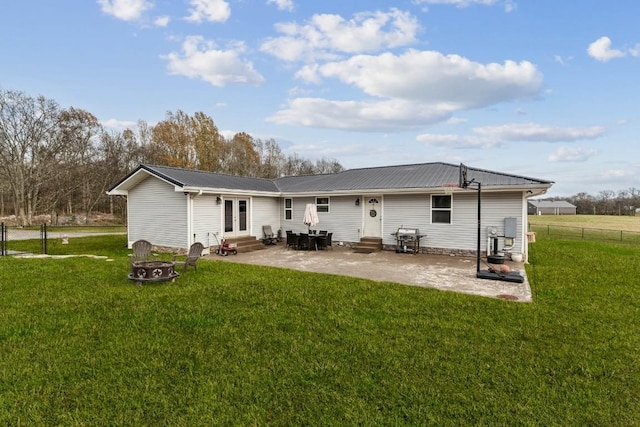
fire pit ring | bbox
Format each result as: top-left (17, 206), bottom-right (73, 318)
top-left (129, 260), bottom-right (179, 285)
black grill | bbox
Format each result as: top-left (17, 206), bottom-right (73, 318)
top-left (391, 227), bottom-right (425, 254)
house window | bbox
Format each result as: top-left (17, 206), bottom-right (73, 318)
top-left (432, 195), bottom-right (452, 224)
top-left (284, 198), bottom-right (293, 220)
top-left (316, 197), bottom-right (329, 213)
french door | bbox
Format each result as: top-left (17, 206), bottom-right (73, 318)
top-left (224, 198), bottom-right (249, 237)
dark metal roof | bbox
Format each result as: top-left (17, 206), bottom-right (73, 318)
top-left (274, 162), bottom-right (553, 192)
top-left (109, 162), bottom-right (553, 194)
top-left (110, 164), bottom-right (280, 193)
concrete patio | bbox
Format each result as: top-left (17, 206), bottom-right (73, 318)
top-left (207, 244), bottom-right (532, 302)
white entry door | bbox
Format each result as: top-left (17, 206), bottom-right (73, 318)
top-left (362, 196), bottom-right (382, 238)
top-left (224, 198), bottom-right (250, 238)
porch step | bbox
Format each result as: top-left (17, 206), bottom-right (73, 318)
top-left (353, 237), bottom-right (383, 254)
top-left (216, 235), bottom-right (267, 253)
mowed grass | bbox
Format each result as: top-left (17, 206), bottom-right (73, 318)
top-left (0, 234), bottom-right (638, 425)
top-left (529, 213), bottom-right (640, 232)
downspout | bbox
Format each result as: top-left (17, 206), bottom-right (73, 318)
top-left (186, 190), bottom-right (203, 248)
top-left (185, 191), bottom-right (193, 248)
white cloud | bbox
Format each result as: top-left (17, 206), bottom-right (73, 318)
top-left (416, 133), bottom-right (492, 148)
top-left (260, 8), bottom-right (419, 62)
top-left (472, 122), bottom-right (606, 142)
top-left (588, 36), bottom-right (626, 62)
top-left (271, 50), bottom-right (543, 131)
top-left (548, 147), bottom-right (598, 162)
top-left (446, 116), bottom-right (468, 125)
top-left (601, 169), bottom-right (629, 179)
top-left (267, 98), bottom-right (452, 131)
top-left (267, 0), bottom-right (293, 12)
top-left (412, 0), bottom-right (499, 8)
top-left (299, 50), bottom-right (543, 109)
top-left (185, 0), bottom-right (230, 23)
top-left (163, 36), bottom-right (264, 86)
top-left (101, 118), bottom-right (138, 130)
top-left (97, 0), bottom-right (152, 21)
top-left (503, 1), bottom-right (516, 12)
top-left (417, 122), bottom-right (606, 149)
top-left (154, 15), bottom-right (170, 27)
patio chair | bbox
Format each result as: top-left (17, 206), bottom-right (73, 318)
top-left (262, 225), bottom-right (278, 245)
top-left (297, 233), bottom-right (311, 250)
top-left (326, 232), bottom-right (333, 250)
top-left (316, 234), bottom-right (328, 250)
top-left (129, 239), bottom-right (157, 263)
top-left (172, 242), bottom-right (205, 273)
top-left (286, 230), bottom-right (298, 250)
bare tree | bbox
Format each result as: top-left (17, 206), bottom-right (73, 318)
top-left (314, 157), bottom-right (344, 174)
top-left (0, 89), bottom-right (62, 225)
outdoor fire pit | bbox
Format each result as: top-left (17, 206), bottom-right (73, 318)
top-left (128, 260), bottom-right (179, 285)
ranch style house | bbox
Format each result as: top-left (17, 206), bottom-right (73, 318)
top-left (107, 162), bottom-right (554, 261)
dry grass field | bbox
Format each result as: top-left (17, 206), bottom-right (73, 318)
top-left (528, 214), bottom-right (640, 232)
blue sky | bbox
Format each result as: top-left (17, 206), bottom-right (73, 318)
top-left (2, 0), bottom-right (639, 197)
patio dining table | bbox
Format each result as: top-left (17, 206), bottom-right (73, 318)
top-left (296, 232), bottom-right (327, 251)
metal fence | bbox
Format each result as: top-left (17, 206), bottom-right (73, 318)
top-left (1, 222), bottom-right (7, 256)
top-left (0, 223), bottom-right (58, 256)
top-left (529, 224), bottom-right (640, 244)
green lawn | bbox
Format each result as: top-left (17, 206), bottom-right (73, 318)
top-left (0, 234), bottom-right (638, 425)
top-left (529, 214), bottom-right (640, 232)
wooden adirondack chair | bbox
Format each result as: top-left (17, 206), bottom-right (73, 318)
top-left (172, 242), bottom-right (205, 272)
top-left (129, 239), bottom-right (157, 263)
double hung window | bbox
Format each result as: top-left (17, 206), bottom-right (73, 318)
top-left (432, 195), bottom-right (452, 224)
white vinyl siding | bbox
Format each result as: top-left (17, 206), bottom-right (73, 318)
top-left (382, 192), bottom-right (525, 252)
top-left (128, 177), bottom-right (188, 248)
top-left (481, 192), bottom-right (525, 253)
top-left (383, 194), bottom-right (428, 247)
top-left (252, 196), bottom-right (281, 239)
top-left (192, 194), bottom-right (221, 250)
top-left (282, 196), bottom-right (360, 243)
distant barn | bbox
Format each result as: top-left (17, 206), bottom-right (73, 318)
top-left (528, 200), bottom-right (577, 215)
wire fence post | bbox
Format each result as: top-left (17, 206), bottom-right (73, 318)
top-left (1, 222), bottom-right (6, 256)
top-left (41, 224), bottom-right (48, 255)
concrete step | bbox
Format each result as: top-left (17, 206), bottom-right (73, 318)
top-left (353, 237), bottom-right (382, 253)
top-left (215, 236), bottom-right (268, 253)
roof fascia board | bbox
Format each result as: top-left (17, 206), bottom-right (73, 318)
top-left (107, 167), bottom-right (183, 196)
top-left (181, 186), bottom-right (282, 197)
top-left (279, 184), bottom-right (552, 197)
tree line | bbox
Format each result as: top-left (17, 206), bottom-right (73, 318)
top-left (0, 88), bottom-right (343, 226)
top-left (3, 88), bottom-right (637, 227)
top-left (548, 189), bottom-right (640, 216)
